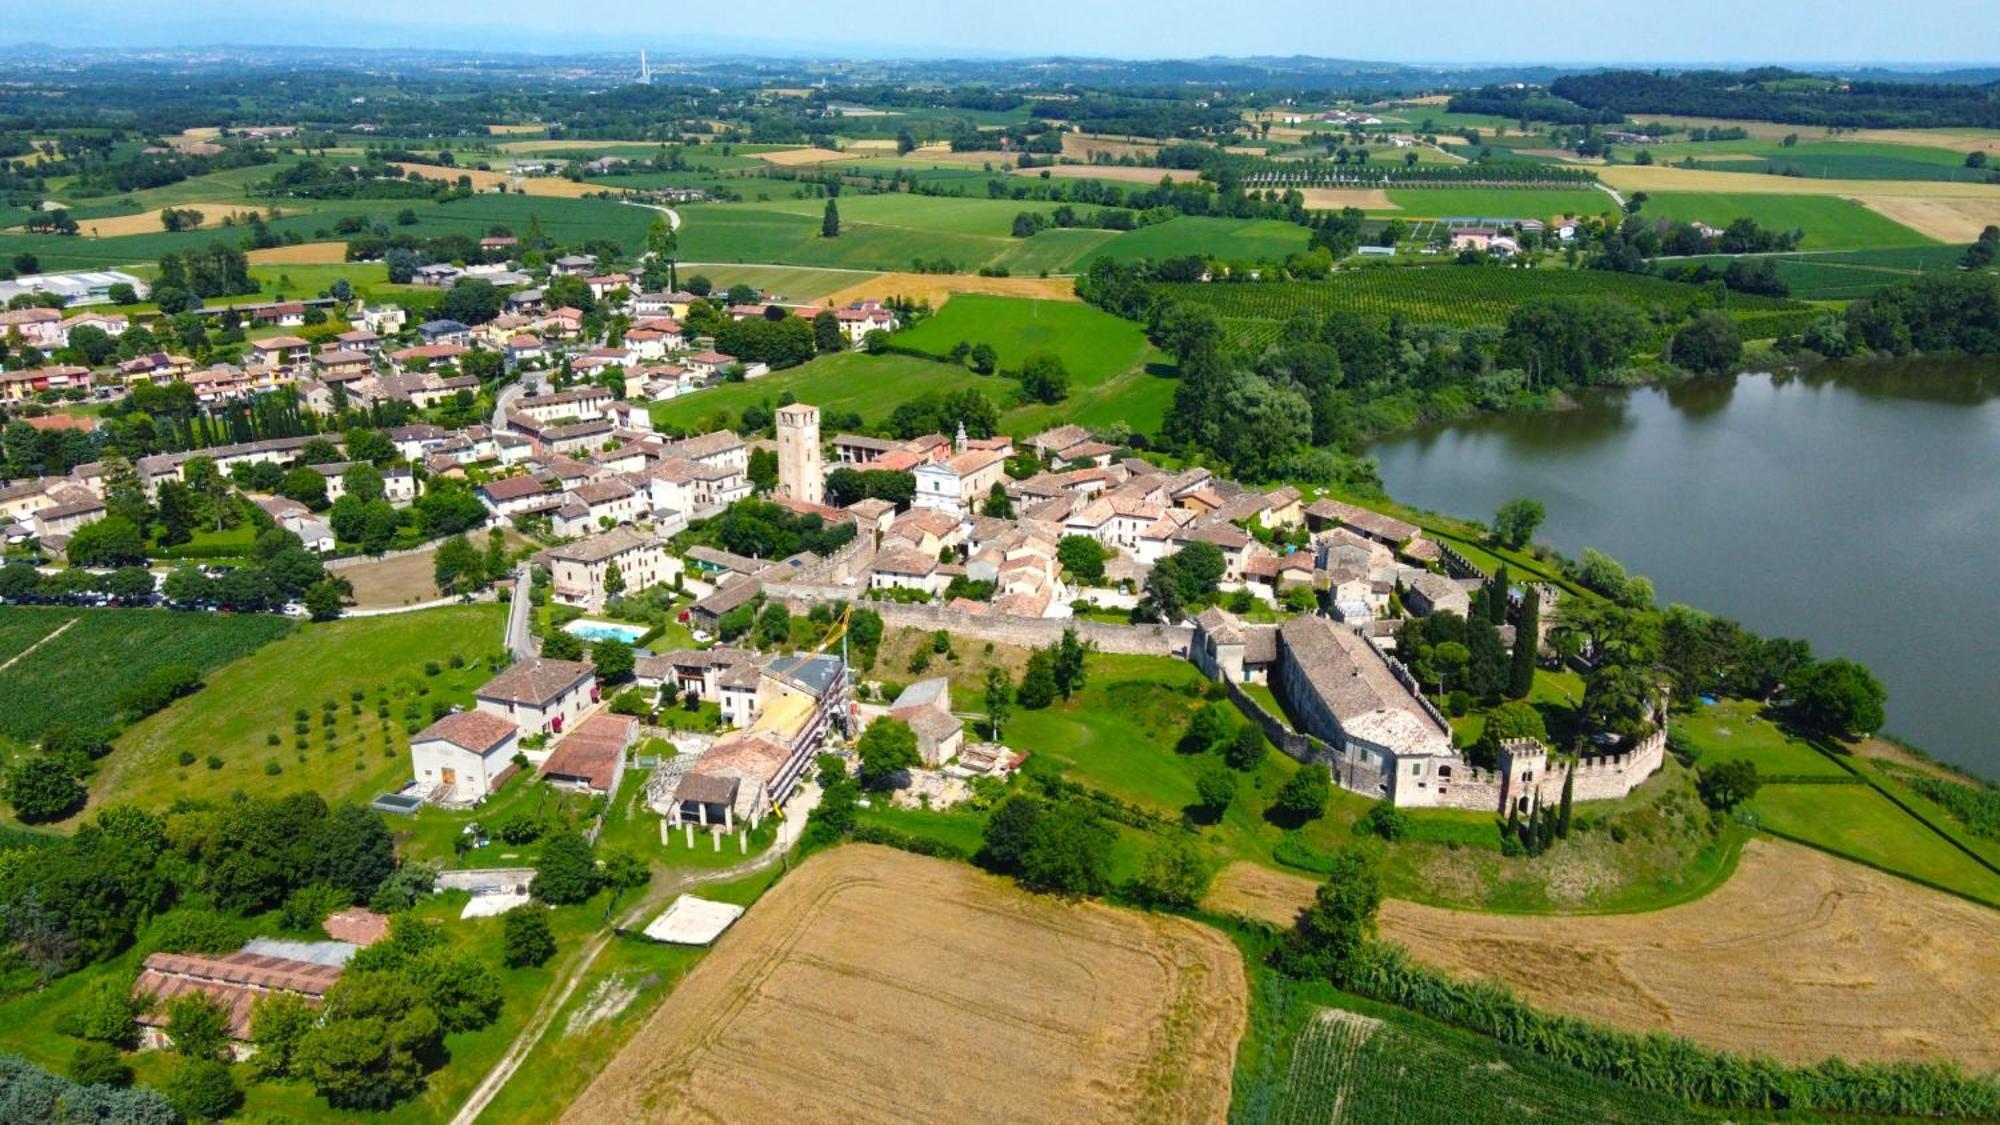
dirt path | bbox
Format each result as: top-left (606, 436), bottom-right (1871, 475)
top-left (0, 616), bottom-right (77, 674)
top-left (453, 788), bottom-right (815, 1124)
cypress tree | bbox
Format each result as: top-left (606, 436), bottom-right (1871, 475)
top-left (1508, 587), bottom-right (1539, 699)
top-left (1488, 564), bottom-right (1510, 625)
top-left (822, 198), bottom-right (841, 238)
top-left (1558, 765), bottom-right (1575, 839)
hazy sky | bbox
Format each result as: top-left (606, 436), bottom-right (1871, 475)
top-left (10, 0), bottom-right (2000, 64)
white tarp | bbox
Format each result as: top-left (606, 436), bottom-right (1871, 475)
top-left (642, 894), bottom-right (745, 945)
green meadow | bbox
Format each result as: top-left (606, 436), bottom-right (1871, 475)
top-left (1638, 192), bottom-right (1934, 250)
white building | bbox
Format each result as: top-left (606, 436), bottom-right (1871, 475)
top-left (409, 710), bottom-right (521, 804)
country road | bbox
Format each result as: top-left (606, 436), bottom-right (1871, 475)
top-left (449, 784), bottom-right (818, 1124)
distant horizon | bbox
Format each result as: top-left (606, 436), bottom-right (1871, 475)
top-left (3, 40), bottom-right (1998, 75)
top-left (1, 0), bottom-right (1996, 67)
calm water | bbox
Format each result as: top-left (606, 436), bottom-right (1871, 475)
top-left (1369, 360), bottom-right (2000, 779)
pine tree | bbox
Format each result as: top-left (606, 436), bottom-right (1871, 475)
top-left (1488, 564), bottom-right (1510, 625)
top-left (1508, 587), bottom-right (1539, 700)
top-left (1558, 765), bottom-right (1575, 839)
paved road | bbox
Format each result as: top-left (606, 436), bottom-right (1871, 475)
top-left (449, 783), bottom-right (817, 1124)
top-left (620, 201), bottom-right (681, 230)
top-left (491, 379), bottom-right (529, 431)
top-left (504, 561), bottom-right (536, 659)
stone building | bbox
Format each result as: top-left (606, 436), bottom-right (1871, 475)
top-left (775, 402), bottom-right (824, 506)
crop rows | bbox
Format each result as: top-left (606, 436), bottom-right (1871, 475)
top-left (1159, 268), bottom-right (1801, 333)
top-left (0, 609), bottom-right (292, 742)
top-left (1277, 1006), bottom-right (1696, 1124)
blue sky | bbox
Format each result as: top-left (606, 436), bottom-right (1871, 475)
top-left (8, 0), bottom-right (1999, 63)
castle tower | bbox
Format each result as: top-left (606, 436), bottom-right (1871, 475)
top-left (775, 403), bottom-right (823, 506)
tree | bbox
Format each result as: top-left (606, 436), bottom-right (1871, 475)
top-left (531, 831), bottom-right (599, 904)
top-left (811, 310), bottom-right (843, 352)
top-left (295, 971), bottom-right (440, 1110)
top-left (1180, 702), bottom-right (1233, 754)
top-left (980, 481), bottom-right (1013, 518)
top-left (540, 628), bottom-right (584, 661)
top-left (6, 756), bottom-right (84, 822)
top-left (821, 198), bottom-right (841, 238)
top-left (855, 718), bottom-right (920, 789)
top-left (1017, 350), bottom-right (1070, 404)
top-left (305, 579), bottom-right (344, 622)
top-left (1492, 497), bottom-right (1545, 549)
top-left (1194, 762), bottom-right (1237, 820)
top-left (1021, 802), bottom-right (1115, 897)
top-left (406, 948), bottom-right (503, 1032)
top-left (1282, 845), bottom-right (1381, 981)
top-left (1057, 535), bottom-right (1107, 585)
top-left (1052, 628), bottom-right (1088, 700)
top-left (1271, 764), bottom-right (1331, 824)
top-left (1131, 835), bottom-right (1213, 909)
top-left (1788, 658), bottom-right (1886, 737)
top-left (1226, 723), bottom-right (1268, 771)
top-left (67, 1041), bottom-right (131, 1088)
top-left (1016, 648), bottom-right (1057, 710)
top-left (439, 278), bottom-right (503, 325)
top-left (747, 446), bottom-right (779, 495)
top-left (165, 1058), bottom-right (240, 1122)
top-left (1697, 759), bottom-right (1761, 811)
top-left (1509, 588), bottom-right (1540, 699)
top-left (502, 909), bottom-right (556, 968)
top-left (1671, 310), bottom-right (1743, 375)
top-left (977, 794), bottom-right (1042, 875)
top-left (248, 992), bottom-right (316, 1080)
top-left (754, 602), bottom-right (791, 649)
top-left (165, 993), bottom-right (230, 1061)
top-left (592, 638), bottom-right (635, 684)
top-left (434, 534), bottom-right (484, 596)
top-left (967, 342), bottom-right (998, 374)
top-left (308, 803), bottom-right (397, 905)
top-left (65, 977), bottom-right (142, 1046)
top-left (66, 516), bottom-right (148, 568)
top-left (280, 466), bottom-right (330, 511)
top-left (983, 667), bottom-right (1012, 740)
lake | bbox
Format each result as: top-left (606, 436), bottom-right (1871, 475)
top-left (1368, 359), bottom-right (2000, 780)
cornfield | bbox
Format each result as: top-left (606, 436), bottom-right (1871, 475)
top-left (1276, 1004), bottom-right (1701, 1124)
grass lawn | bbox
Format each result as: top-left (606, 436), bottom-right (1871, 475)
top-left (0, 607), bottom-right (294, 747)
top-left (90, 605), bottom-right (504, 819)
top-left (675, 202), bottom-right (1017, 272)
top-left (895, 294), bottom-right (1153, 382)
top-left (1673, 700), bottom-right (1850, 778)
top-left (650, 352), bottom-right (981, 433)
top-left (397, 770), bottom-right (604, 869)
top-left (1751, 783), bottom-right (2000, 907)
top-left (1638, 191), bottom-right (1935, 250)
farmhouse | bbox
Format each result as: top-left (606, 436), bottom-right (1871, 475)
top-left (545, 526), bottom-right (680, 612)
top-left (540, 712), bottom-right (636, 795)
top-left (408, 709), bottom-right (522, 805)
top-left (133, 951), bottom-right (341, 1053)
top-left (475, 657), bottom-right (598, 735)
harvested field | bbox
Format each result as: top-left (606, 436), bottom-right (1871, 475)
top-left (1298, 188), bottom-right (1397, 211)
top-left (1014, 164), bottom-right (1203, 185)
top-left (246, 240), bottom-right (350, 264)
top-left (67, 203), bottom-right (260, 238)
top-left (565, 845), bottom-right (1246, 1125)
top-left (1065, 134), bottom-right (1162, 162)
top-left (822, 270), bottom-right (1080, 307)
top-left (1598, 164), bottom-right (2000, 199)
top-left (486, 123), bottom-right (547, 135)
top-left (1853, 194), bottom-right (2000, 243)
top-left (334, 529), bottom-right (529, 609)
top-left (755, 147), bottom-right (849, 166)
top-left (1208, 839), bottom-right (2000, 1070)
top-left (389, 163), bottom-right (602, 198)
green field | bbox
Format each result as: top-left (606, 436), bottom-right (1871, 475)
top-left (1156, 267), bottom-right (1803, 337)
top-left (653, 296), bottom-right (1174, 437)
top-left (1751, 783), bottom-right (2000, 906)
top-left (1383, 188), bottom-right (1615, 220)
top-left (0, 607), bottom-right (294, 746)
top-left (758, 194), bottom-right (1094, 238)
top-left (678, 263), bottom-right (877, 302)
top-left (1672, 701), bottom-right (1851, 777)
top-left (1086, 216), bottom-right (1312, 267)
top-left (1643, 138), bottom-right (1989, 183)
top-left (1638, 192), bottom-right (1934, 251)
top-left (90, 605), bottom-right (504, 817)
top-left (1272, 1004), bottom-right (1695, 1123)
top-left (676, 202), bottom-right (1013, 272)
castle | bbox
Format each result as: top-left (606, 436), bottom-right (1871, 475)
top-left (1193, 608), bottom-right (1665, 812)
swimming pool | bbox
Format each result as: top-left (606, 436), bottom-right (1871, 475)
top-left (564, 619), bottom-right (648, 644)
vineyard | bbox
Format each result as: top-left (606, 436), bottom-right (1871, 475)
top-left (1239, 162), bottom-right (1599, 188)
top-left (0, 608), bottom-right (293, 743)
top-left (1157, 267), bottom-right (1807, 337)
top-left (1275, 1005), bottom-right (1699, 1124)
